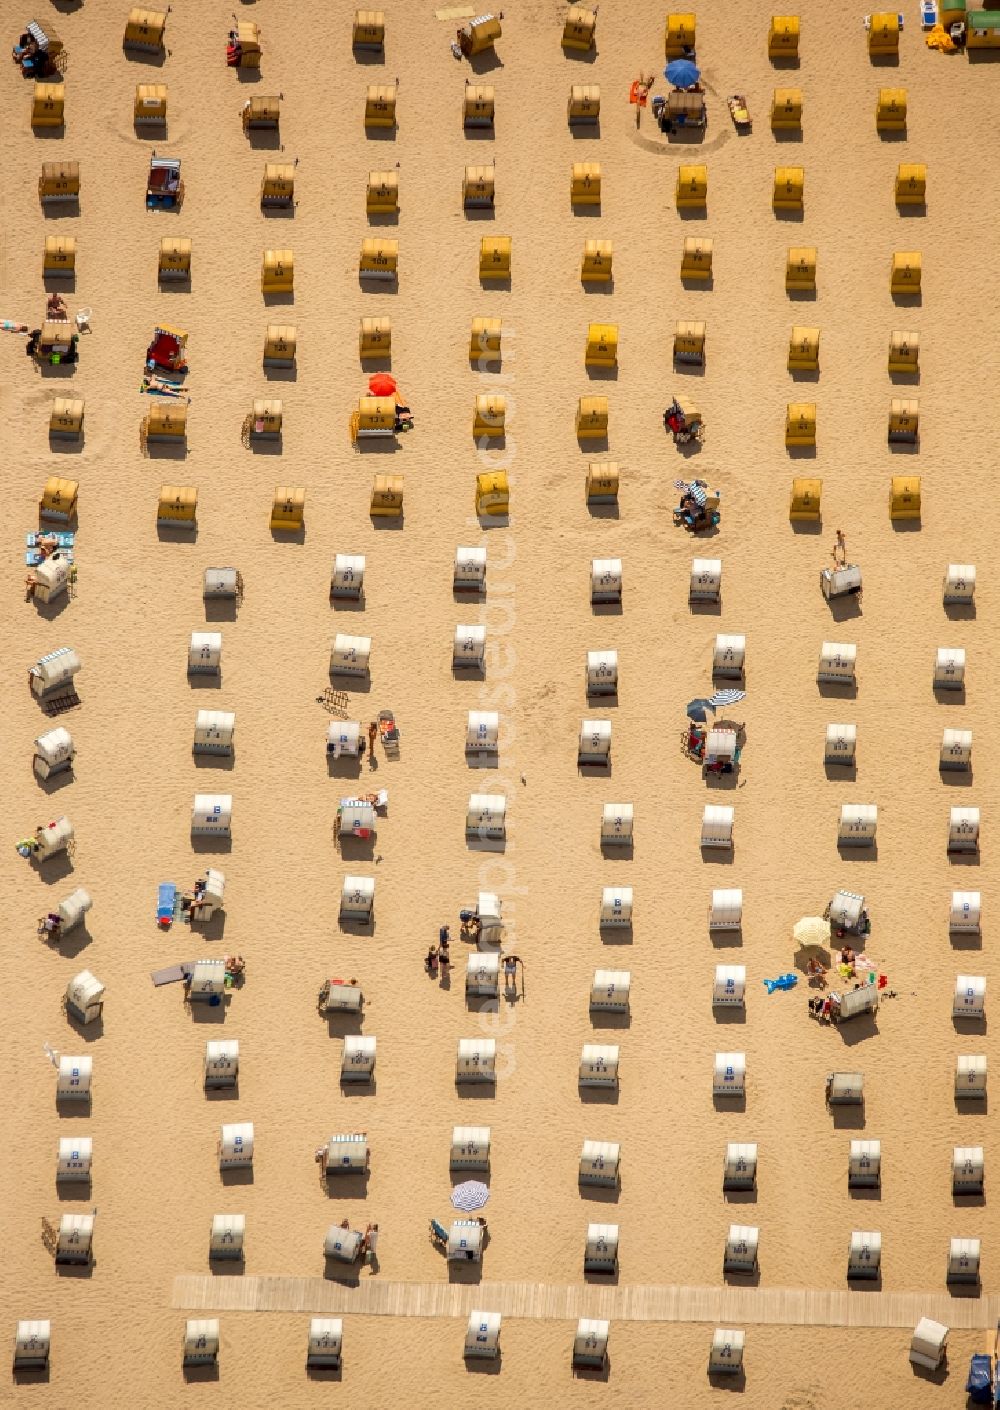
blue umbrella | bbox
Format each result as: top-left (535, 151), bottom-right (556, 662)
top-left (665, 59), bottom-right (700, 88)
top-left (686, 697), bottom-right (716, 722)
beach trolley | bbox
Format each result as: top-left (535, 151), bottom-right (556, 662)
top-left (943, 564), bottom-right (975, 606)
top-left (454, 626), bottom-right (486, 670)
top-left (40, 476), bottom-right (79, 524)
top-left (690, 558), bottom-right (722, 604)
top-left (896, 162), bottom-right (926, 208)
top-left (43, 237), bottom-right (76, 279)
top-left (260, 163), bottom-right (294, 209)
top-left (209, 1215), bottom-right (244, 1262)
top-left (817, 641), bottom-right (856, 686)
top-left (713, 966), bottom-right (746, 1010)
top-left (953, 1146), bottom-right (985, 1194)
top-left (359, 316), bottom-right (391, 361)
top-left (788, 326), bottom-right (819, 373)
top-left (189, 633), bottom-right (222, 677)
top-left (364, 84), bottom-right (396, 130)
top-left (465, 952), bottom-right (499, 998)
top-left (581, 239), bottom-right (613, 283)
top-left (949, 1238), bottom-right (981, 1286)
top-left (183, 1320), bottom-right (219, 1369)
top-left (306, 1319), bottom-right (343, 1370)
top-left (571, 162), bottom-right (601, 208)
top-left (888, 329), bottom-right (919, 374)
top-left (327, 721), bottom-right (361, 760)
top-left (676, 164), bottom-right (708, 211)
top-left (827, 1071), bottom-right (863, 1105)
top-left (324, 1224), bottom-right (363, 1264)
top-left (55, 888), bottom-right (91, 936)
top-left (584, 1223), bottom-right (619, 1274)
top-left (317, 978), bottom-right (364, 1014)
top-left (57, 1054), bottom-right (92, 1101)
top-left (577, 397), bottom-right (609, 440)
top-left (480, 236), bottom-right (511, 281)
top-left (579, 1141), bottom-right (620, 1188)
top-left (674, 321), bottom-right (706, 367)
top-left (31, 83), bottom-right (65, 131)
top-left (868, 11), bottom-right (901, 54)
top-left (35, 816), bottom-right (74, 864)
top-left (475, 472), bottom-right (509, 518)
top-left (470, 316), bottom-right (502, 365)
top-left (785, 402), bottom-right (816, 447)
top-left (39, 160), bottom-right (79, 206)
top-left (573, 1319), bottom-right (609, 1371)
top-left (464, 84), bottom-right (495, 129)
top-left (949, 808), bottom-right (980, 855)
top-left (158, 238), bottom-right (190, 281)
top-left (789, 477), bottom-right (822, 522)
top-left (55, 1214), bottom-right (93, 1267)
top-left (935, 647), bottom-right (965, 691)
top-left (579, 719), bottom-right (611, 766)
top-left (261, 249), bottom-right (293, 295)
top-left (681, 237), bottom-right (713, 282)
top-left (586, 324), bottom-right (618, 370)
top-left (463, 165), bottom-right (494, 210)
top-left (723, 1225), bottom-right (758, 1275)
top-left (601, 886), bottom-right (633, 930)
top-left (956, 1056), bottom-right (987, 1100)
top-left (56, 1136), bottom-right (92, 1184)
top-left (591, 558), bottom-right (622, 605)
top-left (353, 9), bottom-right (385, 50)
top-left (455, 545), bottom-right (487, 592)
top-left (13, 1322), bottom-right (50, 1371)
top-left (63, 977), bottom-right (101, 1032)
top-left (888, 398), bottom-right (919, 444)
top-left (367, 170), bottom-right (399, 215)
top-left (134, 84), bottom-right (167, 127)
top-left (601, 802), bottom-right (633, 848)
top-left (954, 974), bottom-right (986, 1018)
top-left (768, 14), bottom-right (800, 56)
top-left (270, 486), bottom-right (304, 534)
top-left (590, 970), bottom-right (630, 1015)
top-left (467, 793), bottom-right (506, 841)
top-left (464, 1311), bottom-right (501, 1360)
top-left (219, 1123), bottom-right (253, 1171)
top-left (205, 1040), bottom-right (239, 1089)
top-left (848, 1139), bottom-right (881, 1189)
top-left (563, 5), bottom-right (597, 49)
top-left (331, 554), bottom-right (365, 602)
top-left (30, 647), bottom-right (81, 705)
top-left (142, 402), bottom-right (187, 448)
top-left (473, 394), bottom-right (506, 439)
top-left (771, 88), bottom-right (803, 131)
top-left (568, 85), bottom-right (601, 124)
top-left (714, 1052), bottom-right (746, 1098)
top-left (774, 166), bottom-right (804, 212)
top-left (451, 1126), bottom-right (491, 1170)
top-left (580, 1043), bottom-right (619, 1088)
top-left (839, 804), bottom-right (877, 848)
top-left (371, 474), bottom-right (404, 518)
top-left (847, 1230), bottom-right (881, 1281)
top-left (448, 1221), bottom-right (485, 1263)
top-left (713, 634), bottom-right (745, 680)
top-left (458, 13), bottom-right (502, 56)
top-left (891, 251), bottom-right (921, 297)
top-left (876, 87), bottom-right (907, 131)
top-left (910, 1318), bottom-right (948, 1371)
top-left (188, 959), bottom-right (226, 1002)
top-left (824, 724), bottom-right (857, 766)
top-left (723, 1142), bottom-right (757, 1192)
top-left (941, 729), bottom-right (973, 773)
top-left (324, 1133), bottom-right (369, 1177)
top-left (242, 95), bottom-right (281, 133)
top-left (456, 1038), bottom-right (496, 1084)
top-left (665, 12), bottom-right (696, 55)
top-left (709, 888), bottom-right (742, 931)
top-left (124, 8), bottom-right (167, 53)
top-left (786, 245), bottom-right (816, 292)
top-left (191, 794), bottom-right (231, 839)
top-left (702, 805), bottom-right (734, 851)
top-left (263, 325), bottom-right (296, 368)
top-left (466, 711), bottom-right (498, 755)
top-left (340, 877), bottom-right (375, 924)
top-left (709, 1329), bottom-right (744, 1376)
top-left (330, 633), bottom-right (371, 680)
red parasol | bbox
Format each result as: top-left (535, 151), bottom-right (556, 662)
top-left (368, 373), bottom-right (397, 397)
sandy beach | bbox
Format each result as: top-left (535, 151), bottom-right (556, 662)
top-left (4, 1), bottom-right (1000, 1405)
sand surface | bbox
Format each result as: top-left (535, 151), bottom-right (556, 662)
top-left (3, 1), bottom-right (1000, 1405)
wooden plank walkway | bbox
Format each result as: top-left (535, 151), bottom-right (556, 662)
top-left (172, 1275), bottom-right (1000, 1330)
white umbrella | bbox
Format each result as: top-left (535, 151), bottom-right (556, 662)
top-left (451, 1180), bottom-right (489, 1212)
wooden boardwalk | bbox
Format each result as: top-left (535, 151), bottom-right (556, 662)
top-left (172, 1275), bottom-right (1000, 1330)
